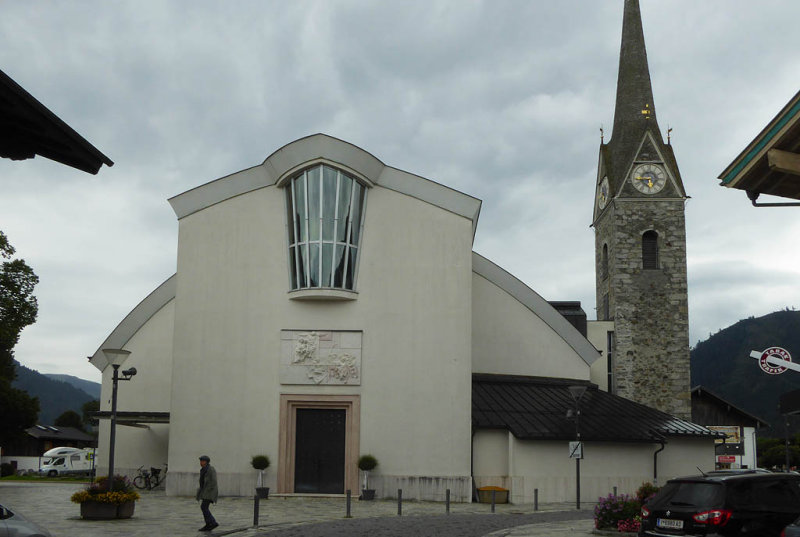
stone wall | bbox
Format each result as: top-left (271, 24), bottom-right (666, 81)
top-left (595, 199), bottom-right (691, 420)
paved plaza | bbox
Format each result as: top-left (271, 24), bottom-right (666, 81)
top-left (0, 481), bottom-right (598, 536)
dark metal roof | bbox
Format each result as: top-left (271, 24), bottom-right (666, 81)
top-left (0, 68), bottom-right (113, 174)
top-left (25, 425), bottom-right (95, 442)
top-left (473, 374), bottom-right (721, 443)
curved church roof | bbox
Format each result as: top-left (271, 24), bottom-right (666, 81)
top-left (472, 253), bottom-right (599, 367)
top-left (89, 275), bottom-right (176, 371)
top-left (168, 133), bottom-right (482, 238)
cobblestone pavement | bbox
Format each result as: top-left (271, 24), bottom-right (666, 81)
top-left (0, 481), bottom-right (597, 537)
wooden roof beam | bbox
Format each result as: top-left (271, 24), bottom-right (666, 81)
top-left (768, 148), bottom-right (800, 176)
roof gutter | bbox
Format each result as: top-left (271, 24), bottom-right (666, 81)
top-left (747, 190), bottom-right (800, 207)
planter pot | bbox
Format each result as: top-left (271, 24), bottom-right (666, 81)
top-left (116, 500), bottom-right (136, 519)
top-left (360, 489), bottom-right (376, 501)
top-left (256, 487), bottom-right (270, 499)
top-left (477, 488), bottom-right (508, 504)
top-left (80, 500), bottom-right (136, 520)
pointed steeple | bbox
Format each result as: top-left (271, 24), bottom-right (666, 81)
top-left (599, 0), bottom-right (685, 200)
top-left (610, 0), bottom-right (660, 142)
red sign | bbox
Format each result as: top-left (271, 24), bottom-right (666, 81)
top-left (717, 455), bottom-right (736, 463)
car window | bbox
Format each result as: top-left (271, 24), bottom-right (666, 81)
top-left (731, 479), bottom-right (800, 512)
top-left (52, 458), bottom-right (64, 465)
top-left (651, 481), bottom-right (723, 508)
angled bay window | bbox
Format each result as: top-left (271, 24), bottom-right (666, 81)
top-left (286, 165), bottom-right (367, 291)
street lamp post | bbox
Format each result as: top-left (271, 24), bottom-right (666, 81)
top-left (568, 385), bottom-right (588, 510)
top-left (101, 348), bottom-right (136, 492)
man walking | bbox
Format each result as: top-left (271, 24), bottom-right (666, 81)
top-left (196, 455), bottom-right (219, 532)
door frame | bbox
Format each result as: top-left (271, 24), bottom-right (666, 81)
top-left (278, 394), bottom-right (360, 494)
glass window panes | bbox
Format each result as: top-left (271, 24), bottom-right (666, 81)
top-left (286, 165), bottom-right (367, 291)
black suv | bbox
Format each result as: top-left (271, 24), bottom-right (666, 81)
top-left (639, 472), bottom-right (800, 537)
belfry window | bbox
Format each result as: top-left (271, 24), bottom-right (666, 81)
top-left (285, 165), bottom-right (367, 290)
top-left (642, 230), bottom-right (659, 269)
top-left (601, 244), bottom-right (609, 280)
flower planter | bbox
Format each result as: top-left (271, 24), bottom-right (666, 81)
top-left (80, 500), bottom-right (136, 520)
top-left (360, 489), bottom-right (375, 501)
top-left (256, 487), bottom-right (270, 499)
top-left (116, 500), bottom-right (136, 519)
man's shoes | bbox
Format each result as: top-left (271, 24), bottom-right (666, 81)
top-left (206, 522), bottom-right (219, 531)
top-left (198, 526), bottom-right (209, 531)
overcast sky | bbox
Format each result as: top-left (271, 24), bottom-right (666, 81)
top-left (2, 1), bottom-right (800, 382)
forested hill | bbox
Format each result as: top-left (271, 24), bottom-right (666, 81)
top-left (690, 309), bottom-right (800, 436)
top-left (12, 362), bottom-right (97, 425)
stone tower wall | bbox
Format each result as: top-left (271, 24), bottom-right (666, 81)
top-left (601, 199), bottom-right (691, 420)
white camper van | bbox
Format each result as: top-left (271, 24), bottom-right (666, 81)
top-left (39, 447), bottom-right (95, 477)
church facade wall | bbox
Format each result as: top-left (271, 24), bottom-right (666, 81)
top-left (164, 176), bottom-right (474, 499)
top-left (96, 299), bottom-right (175, 477)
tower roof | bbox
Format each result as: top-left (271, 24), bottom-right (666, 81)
top-left (610, 0), bottom-right (659, 142)
top-left (600, 0), bottom-right (684, 199)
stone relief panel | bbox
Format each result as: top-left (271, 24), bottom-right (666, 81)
top-left (280, 330), bottom-right (362, 385)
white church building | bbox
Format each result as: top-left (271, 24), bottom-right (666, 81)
top-left (90, 133), bottom-right (718, 503)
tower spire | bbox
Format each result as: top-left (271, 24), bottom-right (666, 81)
top-left (610, 0), bottom-right (660, 143)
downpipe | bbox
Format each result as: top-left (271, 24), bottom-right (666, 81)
top-left (653, 441), bottom-right (666, 485)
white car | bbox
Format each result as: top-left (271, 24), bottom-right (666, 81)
top-left (0, 504), bottom-right (52, 537)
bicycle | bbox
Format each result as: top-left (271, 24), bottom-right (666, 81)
top-left (133, 464), bottom-right (167, 490)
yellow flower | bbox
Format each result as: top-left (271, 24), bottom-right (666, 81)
top-left (71, 490), bottom-right (139, 505)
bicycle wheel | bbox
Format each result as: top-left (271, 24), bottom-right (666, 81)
top-left (133, 475), bottom-right (147, 490)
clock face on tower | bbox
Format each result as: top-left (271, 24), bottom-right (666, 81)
top-left (630, 163), bottom-right (666, 194)
top-left (597, 176), bottom-right (610, 209)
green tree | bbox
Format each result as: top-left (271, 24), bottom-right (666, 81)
top-left (81, 399), bottom-right (100, 428)
top-left (54, 409), bottom-right (84, 430)
top-left (0, 231), bottom-right (40, 443)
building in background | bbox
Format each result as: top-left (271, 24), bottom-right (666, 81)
top-left (691, 386), bottom-right (768, 470)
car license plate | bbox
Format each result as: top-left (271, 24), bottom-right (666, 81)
top-left (657, 518), bottom-right (684, 529)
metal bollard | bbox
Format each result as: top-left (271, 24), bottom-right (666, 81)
top-left (534, 488), bottom-right (538, 511)
top-left (491, 489), bottom-right (496, 513)
top-left (253, 495), bottom-right (259, 527)
top-left (613, 486), bottom-right (617, 496)
top-left (446, 489), bottom-right (450, 514)
top-left (346, 489), bottom-right (352, 518)
top-left (398, 489), bottom-right (403, 516)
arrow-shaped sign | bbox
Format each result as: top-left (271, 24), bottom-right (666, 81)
top-left (749, 347), bottom-right (800, 375)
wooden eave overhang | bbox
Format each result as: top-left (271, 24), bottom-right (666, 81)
top-left (719, 90), bottom-right (800, 201)
top-left (0, 69), bottom-right (113, 174)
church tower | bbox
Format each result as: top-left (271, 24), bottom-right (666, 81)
top-left (592, 0), bottom-right (691, 420)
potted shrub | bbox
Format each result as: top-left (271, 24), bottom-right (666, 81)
top-left (251, 455), bottom-right (270, 499)
top-left (71, 475), bottom-right (140, 519)
top-left (357, 454), bottom-right (378, 500)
